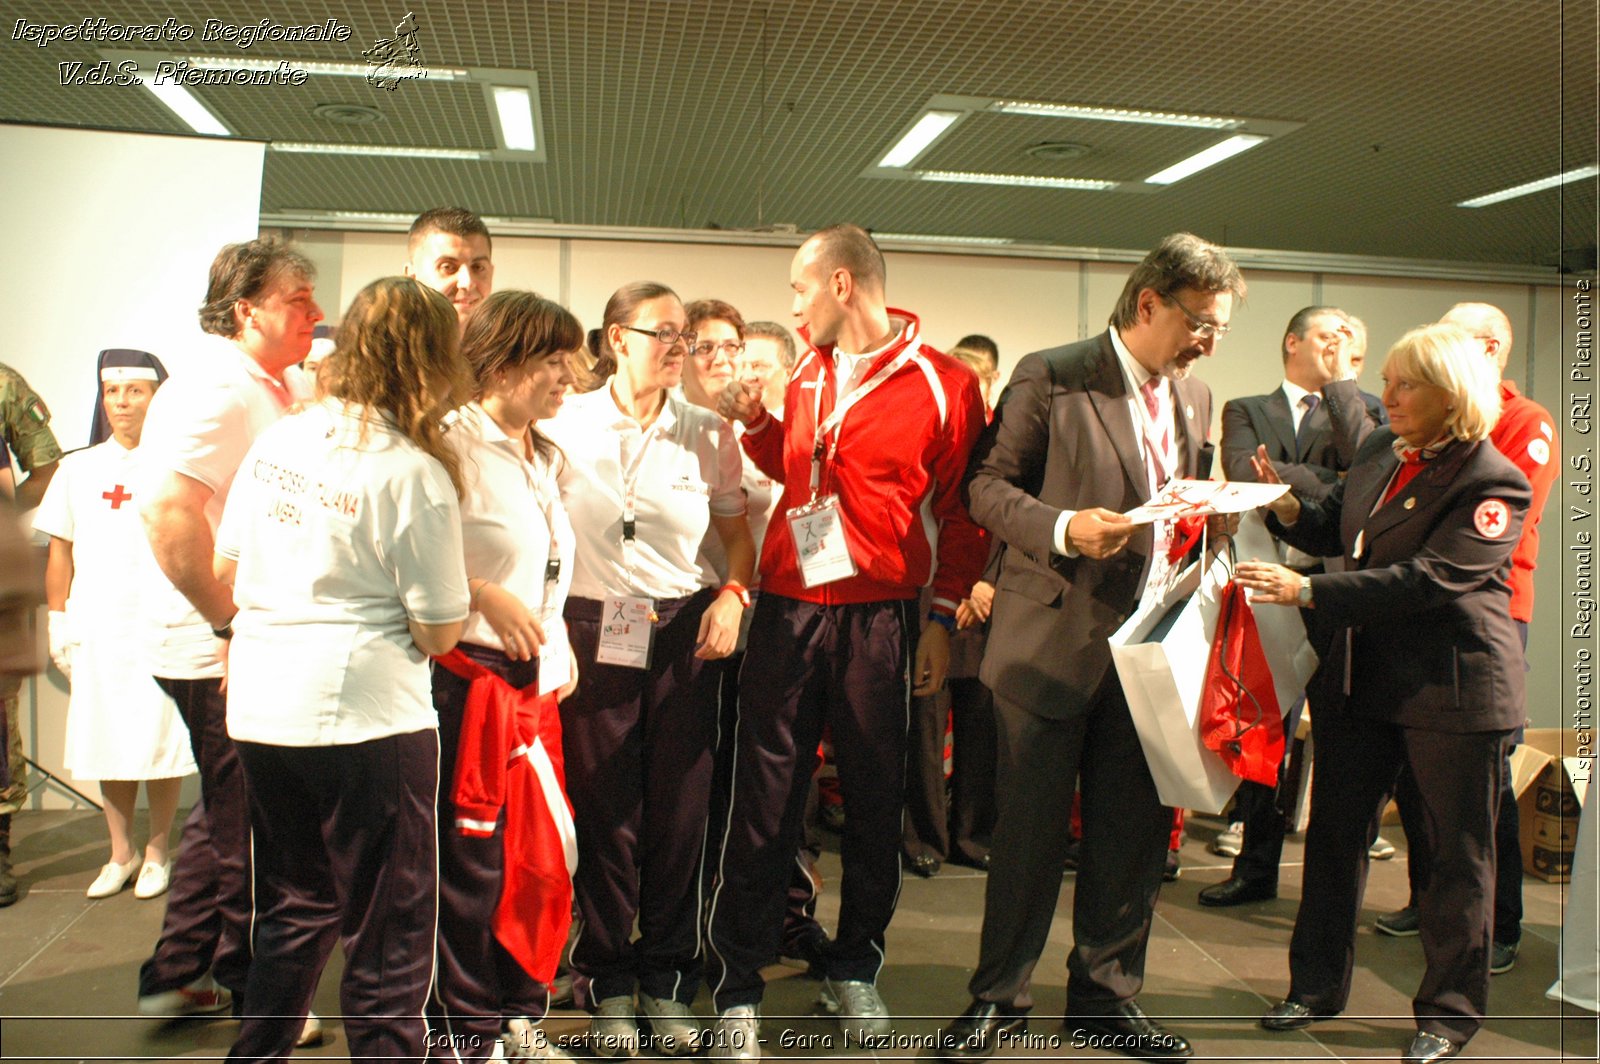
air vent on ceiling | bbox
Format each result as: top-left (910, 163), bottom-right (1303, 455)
top-left (1023, 141), bottom-right (1091, 162)
top-left (312, 104), bottom-right (384, 126)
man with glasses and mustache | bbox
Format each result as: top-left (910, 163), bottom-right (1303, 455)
top-left (940, 233), bottom-right (1243, 1063)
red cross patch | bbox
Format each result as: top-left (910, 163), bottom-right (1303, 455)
top-left (1474, 499), bottom-right (1509, 538)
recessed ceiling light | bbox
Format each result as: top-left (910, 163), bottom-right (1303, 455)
top-left (492, 86), bottom-right (537, 152)
top-left (270, 142), bottom-right (487, 160)
top-left (1457, 165), bottom-right (1599, 207)
top-left (139, 77), bottom-right (230, 136)
top-left (992, 100), bottom-right (1244, 130)
top-left (917, 170), bottom-right (1118, 191)
top-left (880, 110), bottom-right (962, 168)
top-left (1144, 134), bottom-right (1269, 185)
top-left (186, 56), bottom-right (469, 79)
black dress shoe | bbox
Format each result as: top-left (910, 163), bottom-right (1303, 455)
top-left (937, 999), bottom-right (1029, 1059)
top-left (949, 850), bottom-right (990, 871)
top-left (1403, 1031), bottom-right (1461, 1062)
top-left (1259, 1000), bottom-right (1332, 1031)
top-left (905, 853), bottom-right (941, 878)
top-left (1066, 1000), bottom-right (1192, 1061)
top-left (1198, 876), bottom-right (1278, 907)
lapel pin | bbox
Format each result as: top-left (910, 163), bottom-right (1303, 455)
top-left (1185, 404), bottom-right (1195, 419)
top-left (1403, 497), bottom-right (1416, 510)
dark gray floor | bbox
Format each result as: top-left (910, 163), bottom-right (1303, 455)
top-left (0, 808), bottom-right (1593, 1062)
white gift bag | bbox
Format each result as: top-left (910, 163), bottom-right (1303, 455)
top-left (1232, 511), bottom-right (1320, 713)
top-left (1110, 549), bottom-right (1241, 814)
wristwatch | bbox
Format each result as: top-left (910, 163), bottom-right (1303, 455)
top-left (1297, 576), bottom-right (1314, 608)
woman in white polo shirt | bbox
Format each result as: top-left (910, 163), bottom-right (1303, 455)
top-left (213, 277), bottom-right (471, 1062)
top-left (545, 281), bottom-right (754, 1058)
top-left (432, 290), bottom-right (582, 1063)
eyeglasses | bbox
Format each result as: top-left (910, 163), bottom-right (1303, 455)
top-left (1165, 296), bottom-right (1232, 339)
top-left (621, 324), bottom-right (696, 347)
top-left (690, 340), bottom-right (747, 359)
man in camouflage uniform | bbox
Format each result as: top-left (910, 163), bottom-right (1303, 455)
top-left (0, 362), bottom-right (63, 906)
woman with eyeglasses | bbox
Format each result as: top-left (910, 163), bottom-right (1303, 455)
top-left (544, 281), bottom-right (755, 1058)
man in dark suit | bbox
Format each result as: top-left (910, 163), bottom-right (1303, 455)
top-left (938, 233), bottom-right (1245, 1063)
top-left (1203, 307), bottom-right (1381, 906)
top-left (1339, 313), bottom-right (1388, 425)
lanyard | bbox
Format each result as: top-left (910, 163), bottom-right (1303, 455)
top-left (618, 402), bottom-right (673, 573)
top-left (808, 339), bottom-right (919, 499)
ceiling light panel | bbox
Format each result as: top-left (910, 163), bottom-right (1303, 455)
top-left (1144, 134), bottom-right (1270, 185)
top-left (879, 110), bottom-right (963, 167)
top-left (1457, 165), bottom-right (1599, 207)
top-left (992, 100), bottom-right (1245, 130)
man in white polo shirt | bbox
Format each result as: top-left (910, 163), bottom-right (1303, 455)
top-left (405, 206), bottom-right (495, 331)
top-left (135, 238), bottom-right (322, 1019)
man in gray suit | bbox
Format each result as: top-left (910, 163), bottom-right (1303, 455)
top-left (939, 233), bottom-right (1244, 1063)
top-left (1202, 307), bottom-right (1379, 907)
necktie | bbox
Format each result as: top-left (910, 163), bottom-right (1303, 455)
top-left (1294, 393), bottom-right (1320, 460)
top-left (1140, 377), bottom-right (1171, 485)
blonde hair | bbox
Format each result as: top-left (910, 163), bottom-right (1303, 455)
top-left (323, 277), bottom-right (474, 496)
top-left (1382, 323), bottom-right (1501, 442)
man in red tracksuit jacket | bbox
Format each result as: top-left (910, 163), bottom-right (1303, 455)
top-left (704, 224), bottom-right (986, 1057)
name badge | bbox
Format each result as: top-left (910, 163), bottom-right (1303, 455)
top-left (596, 595), bottom-right (654, 669)
top-left (538, 616), bottom-right (572, 695)
top-left (787, 494), bottom-right (858, 588)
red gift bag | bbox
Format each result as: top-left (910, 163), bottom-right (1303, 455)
top-left (1200, 581), bottom-right (1285, 786)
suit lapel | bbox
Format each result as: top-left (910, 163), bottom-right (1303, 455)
top-left (1358, 441), bottom-right (1472, 555)
top-left (1172, 377), bottom-right (1205, 477)
top-left (1085, 336), bottom-right (1151, 498)
top-left (1263, 389), bottom-right (1298, 460)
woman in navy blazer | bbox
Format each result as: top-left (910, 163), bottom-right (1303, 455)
top-left (1235, 323), bottom-right (1531, 1064)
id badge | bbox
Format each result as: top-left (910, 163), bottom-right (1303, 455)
top-left (596, 595), bottom-right (654, 669)
top-left (787, 494), bottom-right (858, 588)
top-left (538, 616), bottom-right (572, 695)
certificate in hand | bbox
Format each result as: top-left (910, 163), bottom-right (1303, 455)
top-left (1123, 479), bottom-right (1289, 525)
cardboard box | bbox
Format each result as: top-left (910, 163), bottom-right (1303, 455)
top-left (1515, 730), bottom-right (1591, 884)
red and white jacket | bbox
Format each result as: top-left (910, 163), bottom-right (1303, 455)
top-left (741, 309), bottom-right (986, 618)
top-left (1491, 379), bottom-right (1557, 622)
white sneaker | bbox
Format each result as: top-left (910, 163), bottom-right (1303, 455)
top-left (133, 860), bottom-right (172, 900)
top-left (1210, 822), bottom-right (1244, 858)
top-left (503, 1017), bottom-right (575, 1060)
top-left (639, 994), bottom-right (702, 1055)
top-left (818, 979), bottom-right (891, 1046)
top-left (86, 857), bottom-right (140, 898)
top-left (590, 996), bottom-right (639, 1058)
top-left (296, 1012), bottom-right (324, 1048)
top-left (1368, 835), bottom-right (1397, 860)
top-left (137, 972), bottom-right (233, 1016)
top-left (710, 1005), bottom-right (761, 1060)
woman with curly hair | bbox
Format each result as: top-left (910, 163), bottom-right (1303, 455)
top-left (214, 276), bottom-right (472, 1061)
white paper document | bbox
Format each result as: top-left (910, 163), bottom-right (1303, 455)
top-left (1123, 478), bottom-right (1290, 525)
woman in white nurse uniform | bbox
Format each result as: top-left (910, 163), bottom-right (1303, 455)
top-left (35, 349), bottom-right (195, 900)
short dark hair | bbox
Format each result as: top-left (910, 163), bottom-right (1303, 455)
top-left (745, 321), bottom-right (797, 366)
top-left (809, 224), bottom-right (886, 295)
top-left (1109, 233), bottom-right (1245, 331)
top-left (1281, 305), bottom-right (1343, 361)
top-left (952, 334), bottom-right (999, 370)
top-left (198, 237), bottom-right (316, 338)
top-left (407, 206), bottom-right (492, 256)
top-left (685, 299), bottom-right (747, 339)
